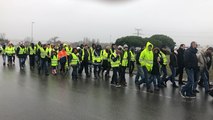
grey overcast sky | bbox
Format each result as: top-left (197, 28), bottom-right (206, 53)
top-left (1, 0), bottom-right (213, 45)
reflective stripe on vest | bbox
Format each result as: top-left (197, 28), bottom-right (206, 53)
top-left (130, 51), bottom-right (136, 61)
top-left (18, 47), bottom-right (25, 55)
top-left (121, 51), bottom-right (128, 66)
top-left (30, 47), bottom-right (36, 55)
top-left (51, 55), bottom-right (58, 66)
top-left (70, 53), bottom-right (79, 65)
top-left (40, 48), bottom-right (47, 58)
top-left (92, 50), bottom-right (102, 63)
top-left (111, 53), bottom-right (120, 68)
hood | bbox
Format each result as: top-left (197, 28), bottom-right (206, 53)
top-left (145, 42), bottom-right (153, 51)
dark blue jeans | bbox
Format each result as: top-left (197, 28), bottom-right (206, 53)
top-left (135, 65), bottom-right (144, 83)
top-left (181, 69), bottom-right (195, 96)
top-left (200, 69), bottom-right (209, 92)
top-left (72, 65), bottom-right (78, 79)
top-left (141, 66), bottom-right (151, 88)
top-left (112, 67), bottom-right (119, 84)
top-left (150, 74), bottom-right (162, 87)
top-left (39, 59), bottom-right (48, 74)
top-left (19, 57), bottom-right (26, 68)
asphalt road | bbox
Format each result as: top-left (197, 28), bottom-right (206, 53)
top-left (0, 59), bottom-right (213, 120)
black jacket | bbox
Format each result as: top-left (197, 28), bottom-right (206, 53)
top-left (151, 53), bottom-right (160, 75)
top-left (184, 47), bottom-right (198, 70)
top-left (169, 52), bottom-right (178, 67)
top-left (177, 48), bottom-right (185, 68)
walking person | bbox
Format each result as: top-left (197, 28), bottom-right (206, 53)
top-left (0, 44), bottom-right (7, 66)
top-left (160, 45), bottom-right (168, 86)
top-left (70, 48), bottom-right (79, 80)
top-left (5, 43), bottom-right (15, 66)
top-left (120, 44), bottom-right (129, 86)
top-left (92, 45), bottom-right (102, 78)
top-left (28, 43), bottom-right (37, 69)
top-left (78, 44), bottom-right (90, 77)
top-left (138, 42), bottom-right (154, 92)
top-left (51, 50), bottom-right (58, 75)
top-left (38, 44), bottom-right (49, 76)
top-left (176, 44), bottom-right (186, 85)
top-left (110, 48), bottom-right (121, 87)
top-left (16, 44), bottom-right (27, 70)
top-left (150, 47), bottom-right (164, 91)
top-left (197, 47), bottom-right (213, 93)
top-left (180, 41), bottom-right (199, 98)
top-left (58, 46), bottom-right (68, 74)
top-left (165, 47), bottom-right (179, 88)
top-left (101, 46), bottom-right (111, 78)
top-left (129, 47), bottom-right (136, 77)
top-left (135, 47), bottom-right (145, 84)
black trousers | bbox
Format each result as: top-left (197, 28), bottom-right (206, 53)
top-left (176, 67), bottom-right (184, 83)
top-left (120, 66), bottom-right (127, 85)
top-left (129, 61), bottom-right (135, 75)
top-left (102, 60), bottom-right (110, 76)
top-left (78, 61), bottom-right (89, 75)
top-left (72, 65), bottom-right (78, 79)
top-left (111, 67), bottom-right (119, 84)
top-left (29, 55), bottom-right (35, 67)
top-left (94, 64), bottom-right (101, 77)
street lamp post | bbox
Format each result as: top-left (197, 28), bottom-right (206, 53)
top-left (31, 22), bottom-right (34, 43)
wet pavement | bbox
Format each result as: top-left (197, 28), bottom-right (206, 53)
top-left (0, 59), bottom-right (213, 120)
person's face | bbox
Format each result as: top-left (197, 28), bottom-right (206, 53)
top-left (192, 42), bottom-right (197, 48)
top-left (148, 46), bottom-right (152, 51)
top-left (154, 50), bottom-right (158, 54)
top-left (113, 45), bottom-right (116, 49)
top-left (125, 47), bottom-right (128, 51)
top-left (181, 45), bottom-right (185, 49)
top-left (84, 46), bottom-right (88, 49)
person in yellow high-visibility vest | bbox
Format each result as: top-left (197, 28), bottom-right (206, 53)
top-left (51, 50), bottom-right (58, 75)
top-left (120, 44), bottom-right (130, 86)
top-left (70, 48), bottom-right (79, 80)
top-left (5, 43), bottom-right (15, 66)
top-left (38, 44), bottom-right (49, 76)
top-left (78, 44), bottom-right (90, 77)
top-left (101, 46), bottom-right (111, 78)
top-left (138, 42), bottom-right (154, 93)
top-left (159, 45), bottom-right (168, 86)
top-left (28, 43), bottom-right (37, 69)
top-left (92, 45), bottom-right (102, 78)
top-left (0, 44), bottom-right (7, 66)
top-left (16, 44), bottom-right (27, 70)
top-left (110, 48), bottom-right (121, 87)
top-left (129, 47), bottom-right (136, 77)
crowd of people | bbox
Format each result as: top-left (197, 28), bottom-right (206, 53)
top-left (0, 41), bottom-right (213, 99)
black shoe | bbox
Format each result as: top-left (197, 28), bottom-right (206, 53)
top-left (3, 63), bottom-right (5, 66)
top-left (147, 89), bottom-right (153, 93)
top-left (198, 82), bottom-right (204, 87)
top-left (172, 83), bottom-right (179, 88)
top-left (86, 74), bottom-right (90, 78)
top-left (205, 90), bottom-right (210, 94)
top-left (162, 82), bottom-right (167, 87)
top-left (193, 90), bottom-right (200, 93)
top-left (154, 87), bottom-right (160, 91)
top-left (179, 82), bottom-right (185, 85)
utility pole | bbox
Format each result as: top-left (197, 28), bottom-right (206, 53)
top-left (134, 28), bottom-right (142, 36)
top-left (31, 22), bottom-right (34, 43)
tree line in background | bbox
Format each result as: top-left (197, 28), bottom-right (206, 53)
top-left (1, 33), bottom-right (176, 49)
top-left (115, 34), bottom-right (176, 49)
